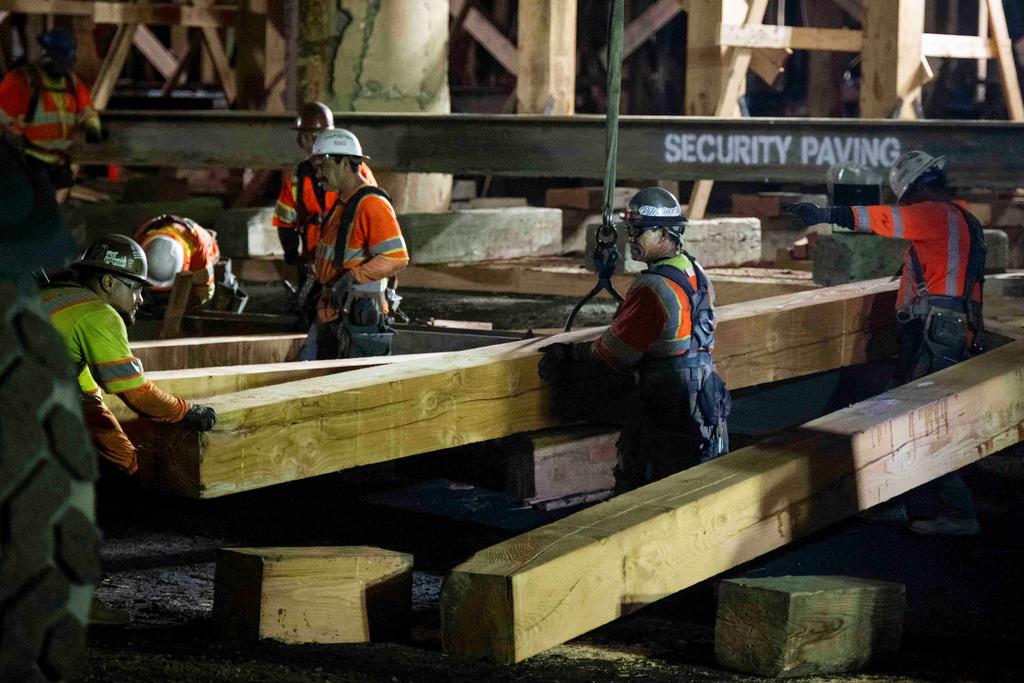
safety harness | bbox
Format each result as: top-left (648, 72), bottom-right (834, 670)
top-left (24, 64), bottom-right (79, 126)
top-left (294, 158), bottom-right (330, 243)
top-left (647, 253), bottom-right (717, 367)
top-left (901, 203), bottom-right (986, 335)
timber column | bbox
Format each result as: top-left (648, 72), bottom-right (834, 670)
top-left (860, 0), bottom-right (926, 119)
top-left (685, 0), bottom-right (750, 117)
top-left (516, 0), bottom-right (576, 114)
top-left (298, 0), bottom-right (452, 212)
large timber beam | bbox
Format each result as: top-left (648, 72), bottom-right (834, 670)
top-left (105, 354), bottom-right (440, 422)
top-left (0, 0), bottom-right (239, 27)
top-left (75, 112), bottom-right (1024, 188)
top-left (440, 339), bottom-right (1024, 663)
top-left (130, 334), bottom-right (305, 372)
top-left (134, 279), bottom-right (898, 498)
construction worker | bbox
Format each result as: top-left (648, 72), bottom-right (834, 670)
top-left (300, 128), bottom-right (408, 359)
top-left (134, 214), bottom-right (221, 309)
top-left (539, 188), bottom-right (731, 493)
top-left (41, 234), bottom-right (217, 480)
top-left (789, 150), bottom-right (986, 536)
top-left (274, 102), bottom-right (377, 322)
top-left (0, 27), bottom-right (107, 203)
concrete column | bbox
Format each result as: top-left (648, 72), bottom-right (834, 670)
top-left (326, 0), bottom-right (452, 212)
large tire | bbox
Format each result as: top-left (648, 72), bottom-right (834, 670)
top-left (0, 282), bottom-right (100, 682)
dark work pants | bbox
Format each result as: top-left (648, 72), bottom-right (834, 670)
top-left (614, 358), bottom-right (728, 494)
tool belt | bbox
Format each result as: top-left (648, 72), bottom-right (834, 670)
top-left (337, 291), bottom-right (395, 358)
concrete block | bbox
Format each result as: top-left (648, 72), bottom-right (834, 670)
top-left (812, 233), bottom-right (907, 286)
top-left (813, 230), bottom-right (1008, 286)
top-left (64, 197), bottom-right (223, 247)
top-left (586, 217), bottom-right (762, 273)
top-left (401, 207), bottom-right (561, 264)
top-left (213, 546), bottom-right (413, 644)
top-left (213, 207), bottom-right (282, 259)
top-left (715, 575), bottom-right (904, 678)
top-left (984, 229), bottom-right (1009, 273)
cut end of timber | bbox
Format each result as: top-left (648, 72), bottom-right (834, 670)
top-left (440, 571), bottom-right (516, 663)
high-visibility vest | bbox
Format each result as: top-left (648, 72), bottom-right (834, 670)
top-left (0, 65), bottom-right (100, 164)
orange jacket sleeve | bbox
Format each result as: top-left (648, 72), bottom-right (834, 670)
top-left (81, 394), bottom-right (138, 475)
top-left (852, 201), bottom-right (960, 241)
top-left (346, 195), bottom-right (409, 284)
top-left (118, 380), bottom-right (189, 423)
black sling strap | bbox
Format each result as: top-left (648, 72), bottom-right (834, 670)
top-left (331, 186), bottom-right (393, 270)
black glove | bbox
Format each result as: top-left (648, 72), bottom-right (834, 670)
top-left (786, 202), bottom-right (829, 229)
top-left (538, 342), bottom-right (604, 383)
top-left (85, 128), bottom-right (110, 144)
top-left (328, 271), bottom-right (354, 310)
top-left (278, 228), bottom-right (300, 265)
top-left (182, 404), bottom-right (217, 432)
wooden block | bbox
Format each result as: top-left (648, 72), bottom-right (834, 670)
top-left (731, 192), bottom-right (828, 219)
top-left (130, 333), bottom-right (305, 371)
top-left (505, 427), bottom-right (618, 503)
top-left (715, 575), bottom-right (904, 677)
top-left (440, 340), bottom-right (1024, 663)
top-left (213, 546), bottom-right (413, 644)
top-left (544, 186), bottom-right (637, 211)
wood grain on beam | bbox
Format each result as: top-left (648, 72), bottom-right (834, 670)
top-left (516, 0), bottom-right (576, 114)
top-left (441, 339), bottom-right (1024, 663)
top-left (449, 0), bottom-right (518, 75)
top-left (136, 279), bottom-right (898, 498)
top-left (107, 354), bottom-right (440, 422)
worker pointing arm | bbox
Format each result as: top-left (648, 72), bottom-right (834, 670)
top-left (788, 151), bottom-right (986, 536)
top-left (42, 235), bottom-right (216, 479)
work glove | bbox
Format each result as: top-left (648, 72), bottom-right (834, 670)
top-left (182, 404), bottom-right (217, 432)
top-left (538, 342), bottom-right (604, 383)
top-left (328, 271), bottom-right (354, 310)
top-left (785, 202), bottom-right (829, 229)
top-left (85, 128), bottom-right (110, 144)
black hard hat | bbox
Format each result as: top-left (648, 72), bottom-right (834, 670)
top-left (622, 187), bottom-right (687, 233)
top-left (71, 234), bottom-right (154, 285)
top-left (294, 101), bottom-right (334, 132)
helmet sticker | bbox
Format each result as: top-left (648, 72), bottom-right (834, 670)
top-left (637, 205), bottom-right (680, 217)
top-left (104, 251), bottom-right (130, 269)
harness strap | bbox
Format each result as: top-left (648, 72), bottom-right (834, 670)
top-left (294, 159), bottom-right (328, 233)
top-left (25, 65), bottom-right (78, 126)
top-left (647, 254), bottom-right (714, 358)
top-left (331, 185), bottom-right (393, 271)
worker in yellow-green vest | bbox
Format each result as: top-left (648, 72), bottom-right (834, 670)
top-left (41, 234), bottom-right (217, 479)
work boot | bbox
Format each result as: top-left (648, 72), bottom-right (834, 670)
top-left (856, 501), bottom-right (908, 526)
top-left (89, 596), bottom-right (131, 626)
top-left (909, 517), bottom-right (981, 537)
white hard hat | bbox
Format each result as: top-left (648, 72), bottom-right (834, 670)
top-left (143, 235), bottom-right (185, 290)
top-left (310, 128), bottom-right (368, 160)
top-left (889, 150), bottom-right (946, 201)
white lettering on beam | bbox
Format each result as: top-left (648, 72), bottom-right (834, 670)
top-left (666, 133), bottom-right (901, 169)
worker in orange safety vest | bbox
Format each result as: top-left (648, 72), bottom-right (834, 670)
top-left (299, 128), bottom-right (408, 359)
top-left (0, 28), bottom-right (107, 202)
top-left (538, 188), bottom-right (731, 493)
top-left (788, 150), bottom-right (987, 536)
top-left (134, 214), bottom-right (222, 310)
top-left (274, 102), bottom-right (377, 324)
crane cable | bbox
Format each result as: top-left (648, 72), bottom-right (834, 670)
top-left (564, 0), bottom-right (625, 332)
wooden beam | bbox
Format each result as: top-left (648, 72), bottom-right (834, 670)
top-left (718, 24), bottom-right (863, 52)
top-left (688, 0), bottom-right (769, 220)
top-left (200, 25), bottom-right (237, 103)
top-left (860, 0), bottom-right (925, 119)
top-left (719, 25), bottom-right (994, 59)
top-left (440, 339), bottom-right (1024, 663)
top-left (985, 0), bottom-right (1024, 121)
top-left (91, 21), bottom-right (138, 110)
top-left (621, 0), bottom-right (686, 60)
top-left (106, 354), bottom-right (441, 422)
top-left (158, 271), bottom-right (194, 339)
top-left (132, 25), bottom-right (179, 81)
top-left (234, 0), bottom-right (267, 109)
top-left (161, 40), bottom-right (199, 97)
top-left (0, 0), bottom-right (237, 27)
top-left (135, 279), bottom-right (898, 498)
top-left (449, 0), bottom-right (518, 75)
top-left (516, 0), bottom-right (576, 114)
top-left (130, 333), bottom-right (305, 372)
